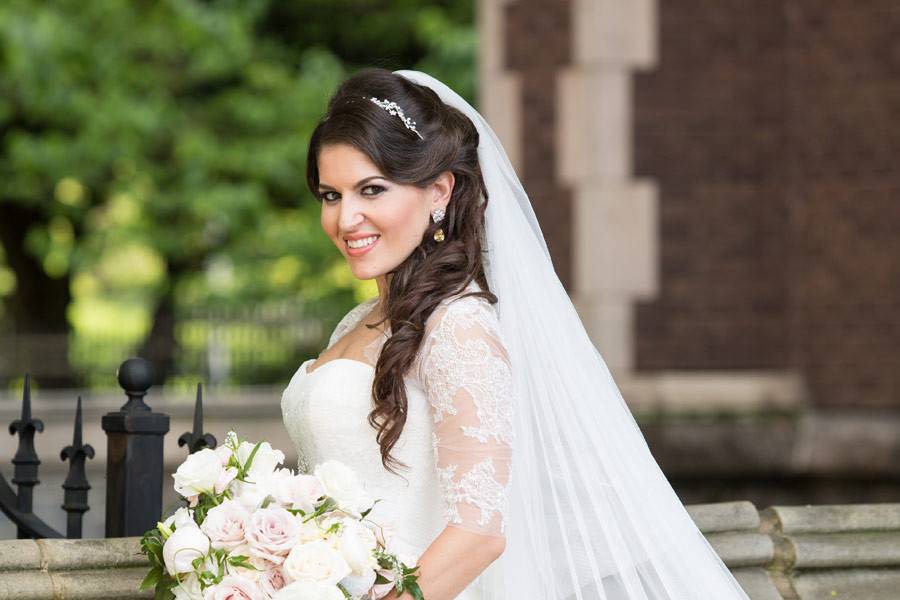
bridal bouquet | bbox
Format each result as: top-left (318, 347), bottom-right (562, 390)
top-left (139, 431), bottom-right (423, 600)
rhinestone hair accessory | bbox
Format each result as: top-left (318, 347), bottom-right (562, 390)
top-left (366, 96), bottom-right (425, 140)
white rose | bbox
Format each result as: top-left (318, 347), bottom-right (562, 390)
top-left (236, 441), bottom-right (285, 483)
top-left (163, 523), bottom-right (211, 576)
top-left (337, 520), bottom-right (378, 575)
top-left (271, 580), bottom-right (343, 600)
top-left (281, 540), bottom-right (351, 587)
top-left (231, 480), bottom-right (268, 512)
top-left (172, 573), bottom-right (203, 600)
top-left (340, 569), bottom-right (377, 598)
top-left (173, 448), bottom-right (224, 498)
top-left (201, 499), bottom-right (250, 552)
top-left (314, 461), bottom-right (372, 517)
top-left (163, 507), bottom-right (196, 531)
top-left (214, 444), bottom-right (233, 467)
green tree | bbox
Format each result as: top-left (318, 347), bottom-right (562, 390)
top-left (0, 0), bottom-right (475, 387)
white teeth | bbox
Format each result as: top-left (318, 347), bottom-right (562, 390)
top-left (346, 235), bottom-right (379, 249)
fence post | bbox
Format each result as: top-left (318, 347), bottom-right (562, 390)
top-left (101, 358), bottom-right (169, 537)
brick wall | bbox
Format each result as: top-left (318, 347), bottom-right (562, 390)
top-left (633, 1), bottom-right (900, 408)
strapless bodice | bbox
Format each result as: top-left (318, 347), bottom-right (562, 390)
top-left (280, 356), bottom-right (447, 561)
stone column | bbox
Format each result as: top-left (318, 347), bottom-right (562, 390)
top-left (559, 0), bottom-right (659, 373)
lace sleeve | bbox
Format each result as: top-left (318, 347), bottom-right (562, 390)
top-left (417, 295), bottom-right (514, 538)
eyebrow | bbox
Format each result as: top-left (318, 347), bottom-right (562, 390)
top-left (317, 176), bottom-right (386, 191)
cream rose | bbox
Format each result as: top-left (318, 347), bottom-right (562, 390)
top-left (281, 540), bottom-right (351, 587)
top-left (337, 519), bottom-right (378, 575)
top-left (271, 580), bottom-right (343, 600)
top-left (313, 461), bottom-right (372, 517)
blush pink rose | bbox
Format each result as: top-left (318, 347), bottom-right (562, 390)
top-left (245, 506), bottom-right (301, 564)
top-left (260, 567), bottom-right (286, 599)
top-left (201, 499), bottom-right (250, 552)
top-left (202, 575), bottom-right (263, 600)
top-left (273, 474), bottom-right (324, 513)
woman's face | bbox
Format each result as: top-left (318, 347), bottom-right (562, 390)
top-left (316, 143), bottom-right (452, 283)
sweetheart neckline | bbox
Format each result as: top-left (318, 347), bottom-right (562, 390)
top-left (303, 357), bottom-right (375, 377)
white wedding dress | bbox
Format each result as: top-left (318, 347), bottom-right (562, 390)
top-left (281, 280), bottom-right (511, 599)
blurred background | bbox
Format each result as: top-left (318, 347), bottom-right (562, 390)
top-left (0, 0), bottom-right (898, 537)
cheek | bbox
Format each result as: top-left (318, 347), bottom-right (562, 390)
top-left (320, 205), bottom-right (337, 238)
top-left (381, 201), bottom-right (428, 241)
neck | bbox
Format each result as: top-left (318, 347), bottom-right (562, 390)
top-left (375, 273), bottom-right (391, 313)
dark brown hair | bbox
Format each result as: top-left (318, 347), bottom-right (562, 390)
top-left (305, 68), bottom-right (496, 473)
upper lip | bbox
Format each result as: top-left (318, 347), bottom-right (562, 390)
top-left (343, 233), bottom-right (381, 241)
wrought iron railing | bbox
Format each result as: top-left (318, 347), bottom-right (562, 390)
top-left (0, 357), bottom-right (214, 539)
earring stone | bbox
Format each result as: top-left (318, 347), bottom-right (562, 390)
top-left (432, 208), bottom-right (445, 223)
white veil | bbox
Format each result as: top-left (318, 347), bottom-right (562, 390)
top-left (394, 69), bottom-right (751, 600)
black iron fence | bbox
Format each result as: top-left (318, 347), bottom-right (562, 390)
top-left (0, 357), bottom-right (214, 539)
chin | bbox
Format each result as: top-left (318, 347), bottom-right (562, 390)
top-left (348, 264), bottom-right (386, 281)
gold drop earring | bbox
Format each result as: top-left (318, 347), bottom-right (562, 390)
top-left (432, 207), bottom-right (446, 242)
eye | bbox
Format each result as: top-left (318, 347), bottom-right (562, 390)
top-left (319, 191), bottom-right (339, 203)
top-left (362, 184), bottom-right (386, 196)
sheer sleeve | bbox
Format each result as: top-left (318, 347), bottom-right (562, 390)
top-left (416, 295), bottom-right (514, 538)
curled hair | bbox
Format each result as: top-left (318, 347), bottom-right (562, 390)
top-left (305, 68), bottom-right (496, 473)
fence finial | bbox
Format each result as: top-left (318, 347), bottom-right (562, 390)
top-left (178, 383), bottom-right (217, 454)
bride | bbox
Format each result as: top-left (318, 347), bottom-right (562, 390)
top-left (281, 68), bottom-right (751, 600)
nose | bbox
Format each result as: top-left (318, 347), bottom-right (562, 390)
top-left (337, 196), bottom-right (366, 233)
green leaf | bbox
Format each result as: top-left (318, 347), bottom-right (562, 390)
top-left (227, 555), bottom-right (261, 570)
top-left (302, 495), bottom-right (337, 522)
top-left (240, 441), bottom-right (263, 477)
top-left (154, 575), bottom-right (177, 600)
top-left (139, 566), bottom-right (161, 591)
top-left (404, 580), bottom-right (426, 600)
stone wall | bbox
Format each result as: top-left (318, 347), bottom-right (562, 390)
top-left (0, 502), bottom-right (897, 599)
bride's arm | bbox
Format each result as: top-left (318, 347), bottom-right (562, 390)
top-left (391, 296), bottom-right (514, 598)
top-left (382, 525), bottom-right (505, 599)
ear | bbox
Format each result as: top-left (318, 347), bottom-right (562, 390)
top-left (429, 171), bottom-right (455, 211)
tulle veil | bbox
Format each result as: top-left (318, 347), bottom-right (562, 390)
top-left (394, 69), bottom-right (750, 600)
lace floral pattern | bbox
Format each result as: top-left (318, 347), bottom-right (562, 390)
top-left (297, 285), bottom-right (514, 537)
top-left (416, 290), bottom-right (514, 536)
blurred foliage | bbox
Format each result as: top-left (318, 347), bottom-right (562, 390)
top-left (0, 0), bottom-right (475, 388)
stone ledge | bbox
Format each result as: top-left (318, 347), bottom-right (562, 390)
top-left (0, 502), bottom-right (897, 599)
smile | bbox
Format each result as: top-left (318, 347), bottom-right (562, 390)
top-left (346, 235), bottom-right (380, 256)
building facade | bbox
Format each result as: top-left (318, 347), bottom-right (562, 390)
top-left (479, 0), bottom-right (900, 505)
